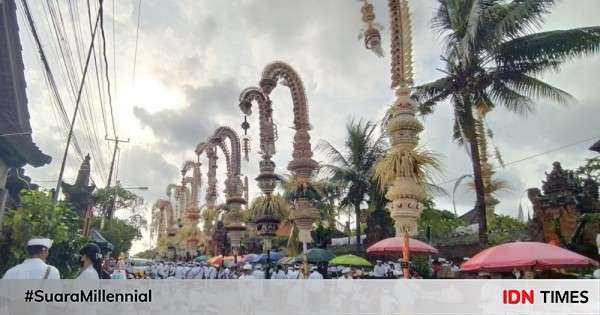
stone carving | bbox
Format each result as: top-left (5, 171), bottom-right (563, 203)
top-left (61, 154), bottom-right (95, 217)
top-left (60, 154), bottom-right (95, 236)
top-left (528, 161), bottom-right (600, 259)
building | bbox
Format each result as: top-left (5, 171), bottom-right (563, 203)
top-left (0, 0), bottom-right (51, 217)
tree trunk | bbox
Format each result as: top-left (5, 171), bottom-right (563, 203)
top-left (469, 132), bottom-right (488, 247)
top-left (354, 203), bottom-right (362, 253)
top-left (461, 96), bottom-right (488, 247)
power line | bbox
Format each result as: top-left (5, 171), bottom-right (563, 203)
top-left (85, 0), bottom-right (108, 138)
top-left (435, 135), bottom-right (600, 186)
top-left (53, 1), bottom-right (103, 203)
top-left (99, 1), bottom-right (116, 138)
top-left (45, 0), bottom-right (109, 184)
top-left (112, 0), bottom-right (117, 103)
top-left (131, 0), bottom-right (142, 87)
top-left (19, 0), bottom-right (84, 158)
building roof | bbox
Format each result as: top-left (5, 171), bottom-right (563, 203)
top-left (590, 140), bottom-right (600, 153)
top-left (0, 0), bottom-right (51, 168)
top-left (458, 208), bottom-right (479, 225)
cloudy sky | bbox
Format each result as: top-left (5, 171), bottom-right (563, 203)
top-left (18, 0), bottom-right (600, 254)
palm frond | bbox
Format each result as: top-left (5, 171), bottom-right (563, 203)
top-left (489, 0), bottom-right (555, 41)
top-left (247, 195), bottom-right (290, 222)
top-left (316, 139), bottom-right (351, 169)
top-left (373, 148), bottom-right (442, 190)
top-left (412, 77), bottom-right (453, 115)
top-left (488, 81), bottom-right (534, 115)
top-left (452, 174), bottom-right (473, 215)
top-left (494, 146), bottom-right (505, 168)
top-left (497, 27), bottom-right (600, 64)
top-left (465, 177), bottom-right (511, 195)
top-left (504, 73), bottom-right (574, 105)
top-left (425, 182), bottom-right (449, 197)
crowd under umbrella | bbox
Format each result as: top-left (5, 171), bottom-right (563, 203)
top-left (209, 255), bottom-right (241, 267)
top-left (251, 252), bottom-right (284, 265)
top-left (329, 254), bottom-right (372, 267)
top-left (461, 241), bottom-right (599, 273)
top-left (367, 236), bottom-right (439, 278)
top-left (367, 237), bottom-right (439, 256)
top-left (242, 253), bottom-right (257, 263)
top-left (277, 257), bottom-right (296, 265)
top-left (295, 248), bottom-right (336, 264)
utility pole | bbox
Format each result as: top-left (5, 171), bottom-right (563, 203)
top-left (103, 136), bottom-right (129, 222)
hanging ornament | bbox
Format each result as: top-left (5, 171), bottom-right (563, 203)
top-left (359, 0), bottom-right (384, 57)
top-left (241, 116), bottom-right (251, 161)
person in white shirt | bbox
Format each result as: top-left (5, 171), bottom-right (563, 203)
top-left (252, 265), bottom-right (265, 279)
top-left (286, 266), bottom-right (301, 279)
top-left (373, 260), bottom-right (387, 278)
top-left (174, 262), bottom-right (185, 279)
top-left (144, 263), bottom-right (153, 278)
top-left (338, 267), bottom-right (353, 279)
top-left (77, 243), bottom-right (102, 280)
top-left (187, 263), bottom-right (203, 279)
top-left (272, 266), bottom-right (286, 279)
top-left (157, 262), bottom-right (167, 279)
top-left (308, 266), bottom-right (323, 279)
top-left (149, 262), bottom-right (157, 279)
top-left (206, 264), bottom-right (217, 279)
top-left (238, 264), bottom-right (253, 279)
top-left (2, 237), bottom-right (60, 279)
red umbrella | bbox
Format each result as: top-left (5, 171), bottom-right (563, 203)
top-left (366, 236), bottom-right (439, 256)
top-left (461, 241), bottom-right (599, 272)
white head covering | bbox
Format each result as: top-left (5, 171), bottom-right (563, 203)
top-left (27, 238), bottom-right (53, 248)
top-left (242, 264), bottom-right (252, 270)
top-left (342, 268), bottom-right (351, 274)
top-left (255, 265), bottom-right (263, 270)
top-left (310, 266), bottom-right (317, 271)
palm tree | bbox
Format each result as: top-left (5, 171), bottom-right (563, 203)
top-left (319, 119), bottom-right (387, 253)
top-left (412, 0), bottom-right (600, 246)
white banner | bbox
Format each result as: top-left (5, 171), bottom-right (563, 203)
top-left (0, 280), bottom-right (598, 315)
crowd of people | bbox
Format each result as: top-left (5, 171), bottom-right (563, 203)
top-left (138, 261), bottom-right (363, 280)
top-left (4, 237), bottom-right (599, 280)
top-left (0, 237), bottom-right (411, 280)
top-left (0, 237), bottom-right (442, 280)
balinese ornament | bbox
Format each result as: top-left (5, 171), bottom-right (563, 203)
top-left (241, 116), bottom-right (251, 161)
top-left (359, 0), bottom-right (384, 57)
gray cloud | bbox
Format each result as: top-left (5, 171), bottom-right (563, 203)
top-left (133, 78), bottom-right (243, 151)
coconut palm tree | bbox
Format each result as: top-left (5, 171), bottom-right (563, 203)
top-left (319, 119), bottom-right (387, 253)
top-left (412, 0), bottom-right (600, 245)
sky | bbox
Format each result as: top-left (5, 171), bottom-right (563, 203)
top-left (17, 0), bottom-right (600, 254)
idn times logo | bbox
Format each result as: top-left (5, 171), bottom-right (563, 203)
top-left (502, 289), bottom-right (589, 304)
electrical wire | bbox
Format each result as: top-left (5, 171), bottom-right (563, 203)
top-left (99, 0), bottom-right (117, 138)
top-left (435, 135), bottom-right (600, 186)
top-left (131, 0), bottom-right (142, 88)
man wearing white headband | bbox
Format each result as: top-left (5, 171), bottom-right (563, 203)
top-left (2, 237), bottom-right (60, 279)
